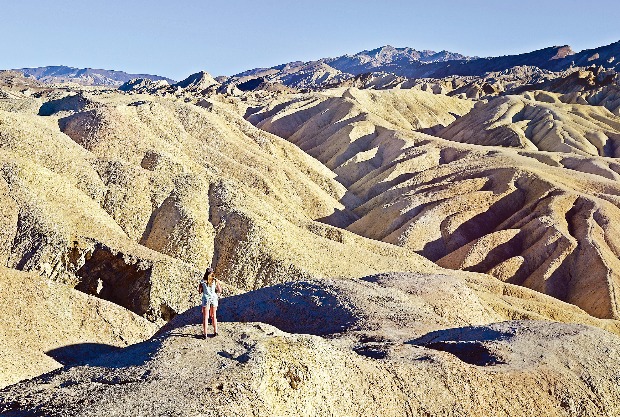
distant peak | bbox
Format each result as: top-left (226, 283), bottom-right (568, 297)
top-left (174, 71), bottom-right (218, 89)
top-left (551, 45), bottom-right (575, 60)
top-left (361, 45), bottom-right (403, 55)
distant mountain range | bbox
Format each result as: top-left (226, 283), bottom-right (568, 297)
top-left (14, 65), bottom-right (175, 87)
top-left (413, 41), bottom-right (620, 78)
top-left (226, 41), bottom-right (620, 89)
top-left (235, 46), bottom-right (472, 78)
top-left (10, 41), bottom-right (620, 89)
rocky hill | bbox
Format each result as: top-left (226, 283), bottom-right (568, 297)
top-left (2, 273), bottom-right (620, 415)
top-left (235, 45), bottom-right (470, 79)
top-left (227, 45), bottom-right (471, 90)
top-left (250, 85), bottom-right (620, 320)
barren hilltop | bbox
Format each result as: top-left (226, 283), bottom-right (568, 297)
top-left (2, 41), bottom-right (620, 416)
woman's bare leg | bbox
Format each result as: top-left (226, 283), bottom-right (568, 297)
top-left (202, 306), bottom-right (208, 337)
top-left (210, 305), bottom-right (218, 335)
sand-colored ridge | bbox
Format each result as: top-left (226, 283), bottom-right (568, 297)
top-left (439, 93), bottom-right (620, 156)
top-left (253, 87), bottom-right (620, 320)
top-left (0, 85), bottom-right (440, 325)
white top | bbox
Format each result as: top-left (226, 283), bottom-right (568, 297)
top-left (200, 279), bottom-right (218, 307)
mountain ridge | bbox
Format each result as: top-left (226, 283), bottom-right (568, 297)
top-left (225, 41), bottom-right (620, 90)
top-left (15, 65), bottom-right (176, 87)
top-left (12, 41), bottom-right (620, 90)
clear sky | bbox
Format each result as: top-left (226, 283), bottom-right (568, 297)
top-left (2, 0), bottom-right (619, 81)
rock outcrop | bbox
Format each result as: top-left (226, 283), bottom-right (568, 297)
top-left (2, 273), bottom-right (619, 416)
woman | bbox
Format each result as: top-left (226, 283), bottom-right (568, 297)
top-left (198, 267), bottom-right (221, 338)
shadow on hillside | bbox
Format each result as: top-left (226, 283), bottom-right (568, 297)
top-left (46, 281), bottom-right (361, 370)
top-left (45, 343), bottom-right (121, 367)
top-left (46, 330), bottom-right (208, 369)
top-left (38, 93), bottom-right (88, 116)
top-left (160, 281), bottom-right (360, 337)
top-left (407, 325), bottom-right (510, 366)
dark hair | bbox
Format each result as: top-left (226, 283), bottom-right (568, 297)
top-left (204, 267), bottom-right (216, 286)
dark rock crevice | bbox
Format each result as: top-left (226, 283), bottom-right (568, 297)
top-left (75, 245), bottom-right (153, 318)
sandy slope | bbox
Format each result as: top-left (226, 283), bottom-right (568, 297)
top-left (0, 82), bottom-right (438, 389)
top-left (439, 93), bottom-right (620, 156)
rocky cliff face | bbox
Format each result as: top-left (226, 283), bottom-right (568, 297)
top-left (0, 267), bottom-right (157, 388)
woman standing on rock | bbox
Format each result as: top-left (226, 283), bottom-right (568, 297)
top-left (198, 267), bottom-right (221, 338)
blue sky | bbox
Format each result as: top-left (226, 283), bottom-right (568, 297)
top-left (2, 0), bottom-right (619, 81)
